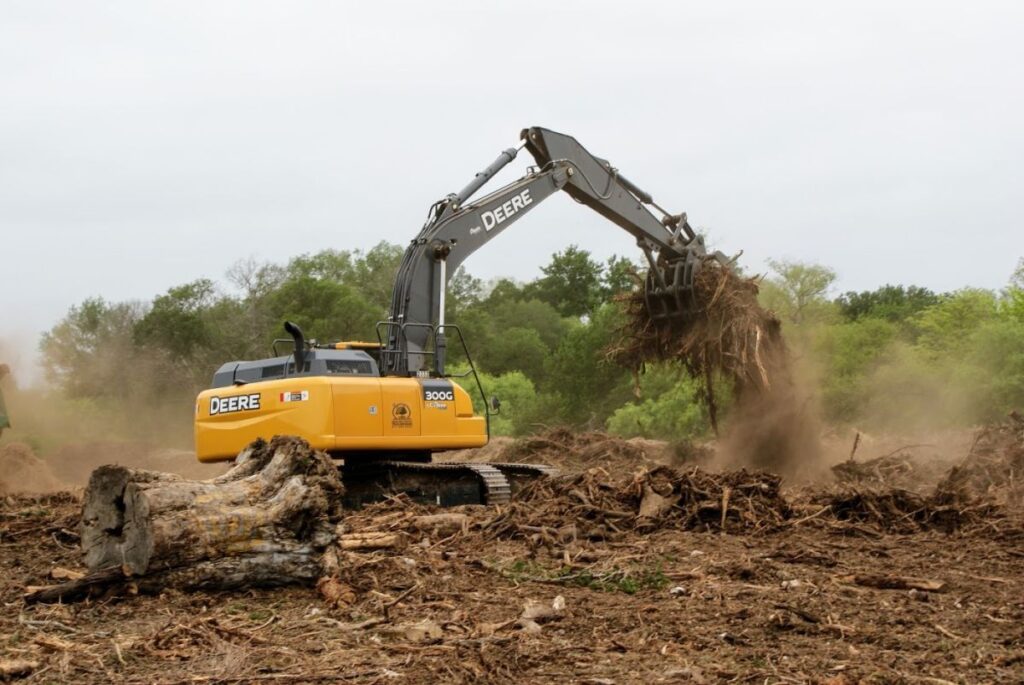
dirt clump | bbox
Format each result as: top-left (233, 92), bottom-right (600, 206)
top-left (609, 258), bottom-right (820, 476)
top-left (0, 443), bottom-right (64, 494)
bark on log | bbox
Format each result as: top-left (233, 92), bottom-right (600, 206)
top-left (78, 436), bottom-right (343, 593)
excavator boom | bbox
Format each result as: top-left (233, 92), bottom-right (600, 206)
top-left (383, 127), bottom-right (720, 377)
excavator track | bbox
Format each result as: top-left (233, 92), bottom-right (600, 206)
top-left (341, 460), bottom-right (556, 509)
top-left (487, 463), bottom-right (560, 496)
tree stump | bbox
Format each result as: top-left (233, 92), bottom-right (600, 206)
top-left (78, 435), bottom-right (344, 592)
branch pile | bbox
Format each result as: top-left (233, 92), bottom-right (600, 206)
top-left (499, 427), bottom-right (654, 470)
top-left (485, 465), bottom-right (790, 540)
top-left (936, 411), bottom-right (1024, 506)
top-left (814, 488), bottom-right (977, 534)
top-left (831, 452), bottom-right (922, 490)
top-left (818, 414), bottom-right (1024, 533)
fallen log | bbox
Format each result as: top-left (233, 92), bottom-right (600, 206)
top-left (32, 436), bottom-right (345, 603)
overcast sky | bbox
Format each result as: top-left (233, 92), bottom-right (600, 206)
top-left (2, 1), bottom-right (1022, 373)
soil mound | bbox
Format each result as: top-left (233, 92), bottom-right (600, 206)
top-left (0, 442), bottom-right (64, 494)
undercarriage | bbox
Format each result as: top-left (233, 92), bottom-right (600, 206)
top-left (339, 457), bottom-right (557, 508)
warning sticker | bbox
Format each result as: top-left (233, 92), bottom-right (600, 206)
top-left (280, 391), bottom-right (310, 403)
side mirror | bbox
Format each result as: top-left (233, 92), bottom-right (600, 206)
top-left (489, 396), bottom-right (501, 413)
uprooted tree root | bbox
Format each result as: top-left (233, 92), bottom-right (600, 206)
top-left (608, 259), bottom-right (784, 405)
top-left (607, 258), bottom-right (819, 474)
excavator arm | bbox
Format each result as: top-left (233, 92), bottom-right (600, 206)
top-left (382, 126), bottom-right (719, 376)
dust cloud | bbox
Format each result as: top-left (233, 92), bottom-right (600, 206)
top-left (0, 341), bottom-right (225, 492)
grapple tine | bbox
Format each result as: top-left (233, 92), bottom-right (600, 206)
top-left (644, 248), bottom-right (705, 325)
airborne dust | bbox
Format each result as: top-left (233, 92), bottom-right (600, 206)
top-left (0, 339), bottom-right (223, 494)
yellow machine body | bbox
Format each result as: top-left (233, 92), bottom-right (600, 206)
top-left (194, 376), bottom-right (487, 462)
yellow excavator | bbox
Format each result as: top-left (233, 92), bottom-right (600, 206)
top-left (194, 127), bottom-right (720, 506)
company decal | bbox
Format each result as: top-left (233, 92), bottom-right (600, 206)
top-left (210, 393), bottom-right (261, 416)
top-left (279, 390), bottom-right (309, 403)
top-left (391, 403), bottom-right (413, 428)
top-left (473, 188), bottom-right (532, 234)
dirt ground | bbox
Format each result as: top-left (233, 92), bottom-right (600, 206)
top-left (3, 447), bottom-right (1024, 684)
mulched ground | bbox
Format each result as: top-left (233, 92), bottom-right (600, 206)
top-left (3, 415), bottom-right (1024, 683)
top-left (2, 482), bottom-right (1023, 684)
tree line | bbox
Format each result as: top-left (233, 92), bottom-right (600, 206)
top-left (39, 242), bottom-right (1024, 442)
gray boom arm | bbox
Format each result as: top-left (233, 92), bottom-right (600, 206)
top-left (382, 127), bottom-right (710, 376)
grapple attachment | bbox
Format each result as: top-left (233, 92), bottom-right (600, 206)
top-left (643, 248), bottom-right (706, 325)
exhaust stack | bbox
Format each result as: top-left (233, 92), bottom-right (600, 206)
top-left (284, 321), bottom-right (306, 373)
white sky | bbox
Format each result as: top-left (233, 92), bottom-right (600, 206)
top-left (2, 1), bottom-right (1023, 376)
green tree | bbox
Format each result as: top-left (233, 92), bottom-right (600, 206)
top-left (1004, 258), bottom-right (1024, 323)
top-left (447, 266), bottom-right (483, 320)
top-left (814, 318), bottom-right (899, 421)
top-left (836, 285), bottom-right (940, 324)
top-left (475, 326), bottom-right (550, 382)
top-left (526, 245), bottom-right (605, 318)
top-left (602, 255), bottom-right (640, 299)
top-left (912, 288), bottom-right (997, 357)
top-left (541, 303), bottom-right (632, 425)
top-left (268, 276), bottom-right (380, 343)
top-left (40, 298), bottom-right (147, 400)
top-left (349, 242), bottom-right (405, 312)
top-left (483, 278), bottom-right (527, 308)
top-left (606, 372), bottom-right (708, 439)
top-left (761, 259), bottom-right (837, 324)
top-left (460, 369), bottom-right (539, 436)
top-left (225, 257), bottom-right (287, 357)
top-left (963, 318), bottom-right (1024, 418)
top-left (134, 279), bottom-right (218, 361)
top-left (489, 299), bottom-right (570, 351)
